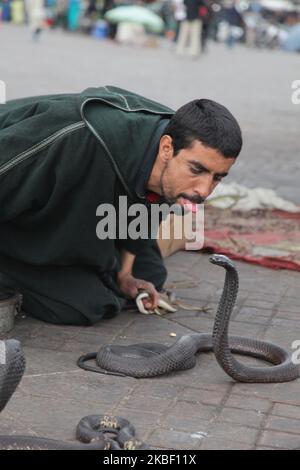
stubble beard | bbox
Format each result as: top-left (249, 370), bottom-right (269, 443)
top-left (159, 166), bottom-right (178, 205)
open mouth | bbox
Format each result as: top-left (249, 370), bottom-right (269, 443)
top-left (177, 197), bottom-right (199, 213)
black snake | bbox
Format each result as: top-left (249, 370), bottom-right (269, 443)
top-left (0, 340), bottom-right (147, 450)
top-left (78, 254), bottom-right (299, 382)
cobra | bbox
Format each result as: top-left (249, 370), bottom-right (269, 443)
top-left (78, 254), bottom-right (299, 382)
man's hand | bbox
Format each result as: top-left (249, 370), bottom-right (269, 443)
top-left (117, 272), bottom-right (159, 311)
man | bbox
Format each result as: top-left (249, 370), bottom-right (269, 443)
top-left (0, 86), bottom-right (242, 325)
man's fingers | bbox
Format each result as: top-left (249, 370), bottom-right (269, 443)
top-left (139, 283), bottom-right (159, 309)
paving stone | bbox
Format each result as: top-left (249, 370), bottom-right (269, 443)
top-left (241, 300), bottom-right (278, 310)
top-left (60, 330), bottom-right (117, 353)
top-left (22, 347), bottom-right (84, 375)
top-left (224, 393), bottom-right (271, 413)
top-left (133, 382), bottom-right (181, 400)
top-left (119, 395), bottom-right (172, 414)
top-left (19, 372), bottom-right (135, 406)
top-left (272, 318), bottom-right (300, 330)
top-left (277, 303), bottom-right (300, 314)
top-left (208, 423), bottom-right (259, 445)
top-left (275, 311), bottom-right (300, 322)
top-left (147, 428), bottom-right (201, 450)
top-left (163, 402), bottom-right (217, 427)
top-left (21, 335), bottom-right (65, 351)
top-left (235, 307), bottom-right (273, 325)
top-left (0, 416), bottom-right (34, 435)
top-left (272, 403), bottom-right (300, 420)
top-left (180, 387), bottom-right (226, 406)
top-left (200, 438), bottom-right (253, 450)
top-left (119, 316), bottom-right (193, 341)
top-left (245, 293), bottom-right (282, 304)
top-left (161, 354), bottom-right (232, 387)
top-left (265, 416), bottom-right (300, 434)
top-left (2, 395), bottom-right (119, 441)
top-left (234, 382), bottom-right (300, 404)
top-left (284, 292), bottom-right (300, 303)
top-left (36, 323), bottom-right (84, 339)
top-left (5, 318), bottom-right (43, 341)
top-left (112, 408), bottom-right (161, 429)
top-left (262, 326), bottom-right (300, 350)
top-left (255, 446), bottom-right (281, 450)
top-left (170, 315), bottom-right (264, 338)
top-left (258, 430), bottom-right (300, 450)
top-left (164, 270), bottom-right (196, 285)
top-left (216, 407), bottom-right (265, 428)
top-left (164, 285), bottom-right (218, 304)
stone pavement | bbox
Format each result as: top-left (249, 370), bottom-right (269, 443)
top-left (1, 252), bottom-right (300, 450)
top-left (0, 24), bottom-right (299, 450)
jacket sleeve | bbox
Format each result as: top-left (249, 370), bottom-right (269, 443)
top-left (0, 125), bottom-right (86, 224)
top-left (0, 97), bottom-right (83, 223)
top-left (116, 206), bottom-right (161, 257)
top-left (118, 238), bottom-right (156, 256)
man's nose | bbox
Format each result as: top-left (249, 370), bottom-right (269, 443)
top-left (194, 175), bottom-right (214, 200)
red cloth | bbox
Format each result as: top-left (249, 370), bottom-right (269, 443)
top-left (146, 191), bottom-right (161, 204)
top-left (203, 207), bottom-right (300, 272)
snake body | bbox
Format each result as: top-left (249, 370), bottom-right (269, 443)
top-left (0, 254), bottom-right (299, 449)
top-left (79, 255), bottom-right (299, 382)
top-left (0, 340), bottom-right (147, 450)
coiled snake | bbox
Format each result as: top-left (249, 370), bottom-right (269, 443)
top-left (78, 254), bottom-right (299, 382)
top-left (0, 340), bottom-right (147, 449)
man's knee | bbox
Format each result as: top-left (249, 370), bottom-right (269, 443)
top-left (22, 294), bottom-right (90, 326)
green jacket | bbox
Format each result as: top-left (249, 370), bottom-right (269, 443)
top-left (0, 86), bottom-right (174, 272)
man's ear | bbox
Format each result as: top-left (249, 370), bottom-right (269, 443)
top-left (158, 135), bottom-right (174, 163)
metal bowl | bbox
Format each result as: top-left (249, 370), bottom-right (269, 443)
top-left (0, 287), bottom-right (22, 337)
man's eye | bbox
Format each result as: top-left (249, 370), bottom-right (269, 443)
top-left (190, 167), bottom-right (202, 175)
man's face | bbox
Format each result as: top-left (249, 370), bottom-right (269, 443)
top-left (160, 140), bottom-right (236, 208)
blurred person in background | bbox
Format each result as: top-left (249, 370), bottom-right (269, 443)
top-left (199, 0), bottom-right (212, 52)
top-left (11, 0), bottom-right (25, 24)
top-left (176, 0), bottom-right (204, 58)
top-left (67, 0), bottom-right (82, 31)
top-left (55, 0), bottom-right (68, 29)
top-left (102, 0), bottom-right (118, 40)
top-left (25, 0), bottom-right (47, 40)
top-left (172, 0), bottom-right (186, 41)
top-left (1, 0), bottom-right (12, 22)
top-left (244, 6), bottom-right (261, 48)
top-left (223, 0), bottom-right (245, 48)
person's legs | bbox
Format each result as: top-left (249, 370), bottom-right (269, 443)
top-left (0, 254), bottom-right (124, 325)
top-left (176, 20), bottom-right (190, 55)
top-left (188, 19), bottom-right (202, 57)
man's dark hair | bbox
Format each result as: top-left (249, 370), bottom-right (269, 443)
top-left (164, 99), bottom-right (242, 158)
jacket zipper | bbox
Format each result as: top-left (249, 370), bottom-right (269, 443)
top-left (0, 121), bottom-right (85, 177)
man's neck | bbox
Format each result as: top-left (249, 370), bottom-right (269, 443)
top-left (147, 154), bottom-right (164, 195)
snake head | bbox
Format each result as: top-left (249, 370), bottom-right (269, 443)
top-left (209, 254), bottom-right (236, 269)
